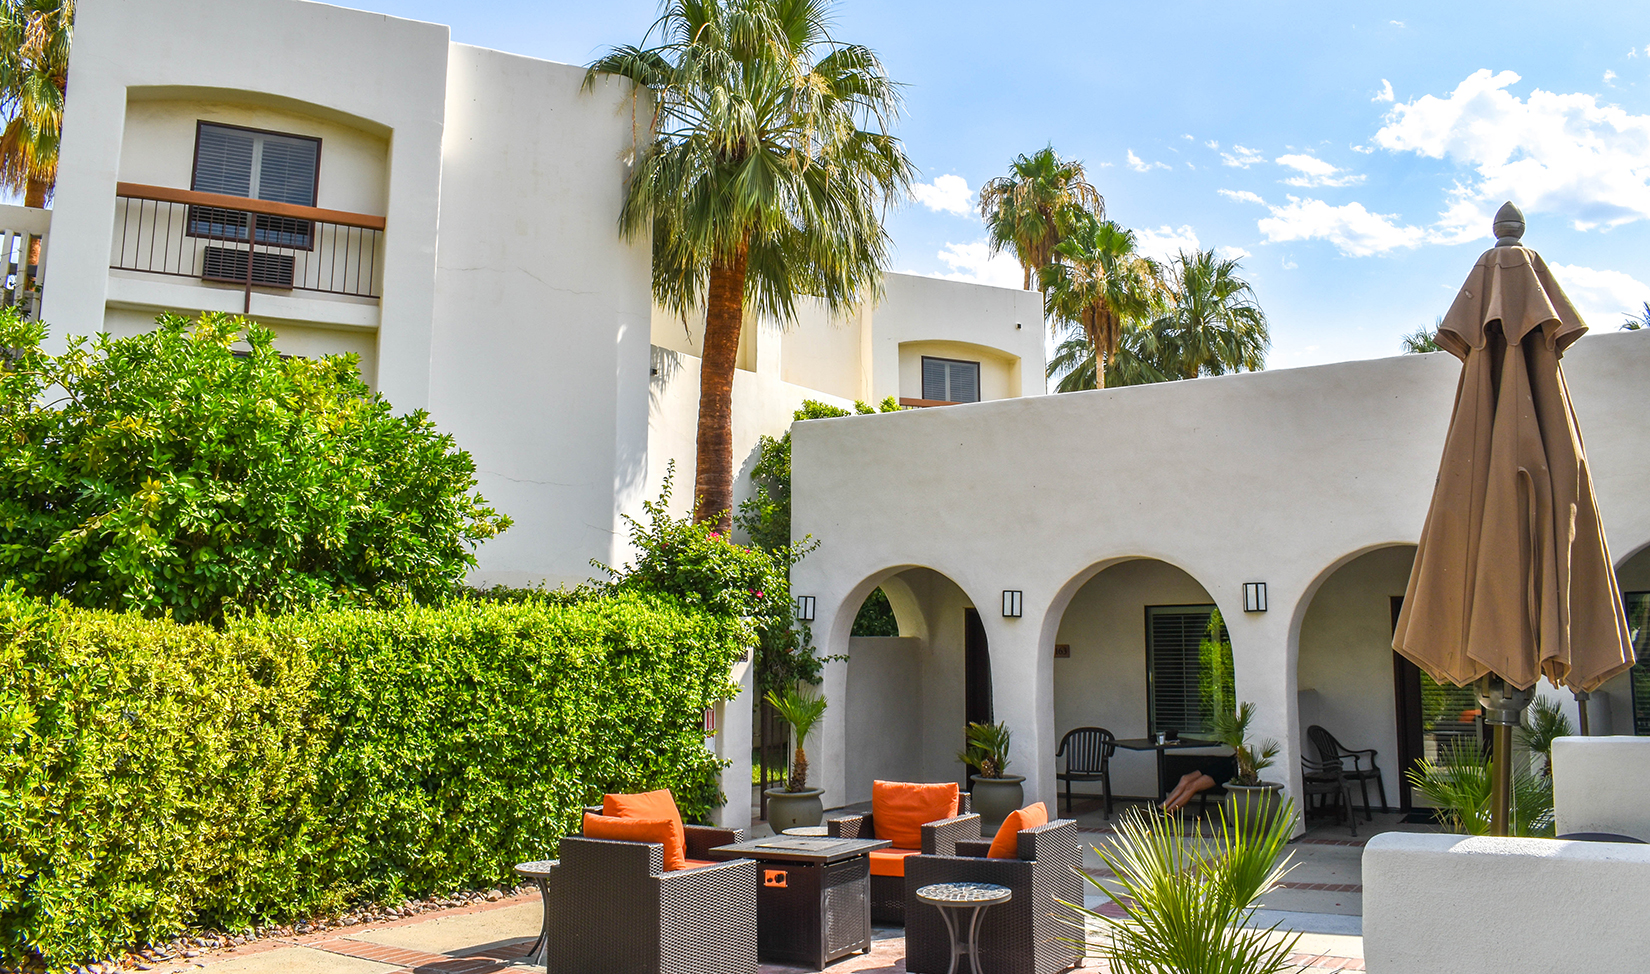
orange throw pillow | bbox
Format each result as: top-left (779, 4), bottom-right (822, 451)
top-left (871, 781), bottom-right (960, 849)
top-left (582, 812), bottom-right (687, 871)
top-left (603, 789), bottom-right (687, 871)
top-left (987, 802), bottom-right (1049, 859)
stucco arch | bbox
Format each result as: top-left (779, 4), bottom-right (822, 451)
top-left (127, 84), bottom-right (394, 136)
top-left (1615, 538), bottom-right (1650, 574)
top-left (824, 563), bottom-right (982, 650)
top-left (1037, 551), bottom-right (1223, 653)
top-left (1286, 541), bottom-right (1419, 658)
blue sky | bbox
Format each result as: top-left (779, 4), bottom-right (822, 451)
top-left (364, 1), bottom-right (1650, 371)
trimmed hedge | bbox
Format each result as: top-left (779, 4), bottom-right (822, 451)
top-left (0, 587), bottom-right (743, 969)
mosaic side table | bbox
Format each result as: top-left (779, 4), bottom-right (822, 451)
top-left (512, 858), bottom-right (558, 968)
top-left (915, 881), bottom-right (1011, 974)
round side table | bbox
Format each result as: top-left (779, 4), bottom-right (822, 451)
top-left (915, 881), bottom-right (1011, 974)
top-left (513, 859), bottom-right (558, 968)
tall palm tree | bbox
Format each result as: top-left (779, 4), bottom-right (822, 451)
top-left (587, 0), bottom-right (912, 531)
top-left (0, 0), bottom-right (71, 209)
top-left (1154, 248), bottom-right (1269, 378)
top-left (1039, 215), bottom-right (1164, 388)
top-left (978, 145), bottom-right (1103, 291)
top-left (1046, 322), bottom-right (1175, 391)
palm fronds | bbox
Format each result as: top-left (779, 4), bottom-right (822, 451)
top-left (1516, 696), bottom-right (1574, 775)
top-left (766, 686), bottom-right (828, 790)
top-left (978, 145), bottom-right (1104, 290)
top-left (0, 1), bottom-right (71, 204)
top-left (1407, 738), bottom-right (1555, 837)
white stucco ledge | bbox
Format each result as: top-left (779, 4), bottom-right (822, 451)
top-left (1362, 831), bottom-right (1650, 973)
top-left (1553, 736), bottom-right (1650, 842)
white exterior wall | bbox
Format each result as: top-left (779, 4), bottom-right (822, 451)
top-left (793, 330), bottom-right (1650, 817)
top-left (874, 274), bottom-right (1043, 402)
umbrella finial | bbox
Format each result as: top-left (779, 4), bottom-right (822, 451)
top-left (1493, 201), bottom-right (1526, 247)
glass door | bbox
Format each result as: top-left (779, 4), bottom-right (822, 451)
top-left (1391, 596), bottom-right (1484, 811)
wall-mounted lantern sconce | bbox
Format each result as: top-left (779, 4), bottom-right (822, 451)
top-left (1243, 582), bottom-right (1268, 612)
top-left (795, 596), bottom-right (816, 622)
top-left (1002, 590), bottom-right (1023, 618)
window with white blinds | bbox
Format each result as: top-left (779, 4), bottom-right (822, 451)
top-left (1146, 605), bottom-right (1228, 736)
top-left (192, 123), bottom-right (320, 206)
top-left (921, 356), bottom-right (981, 403)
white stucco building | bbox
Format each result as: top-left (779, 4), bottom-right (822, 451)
top-left (35, 0), bottom-right (1045, 598)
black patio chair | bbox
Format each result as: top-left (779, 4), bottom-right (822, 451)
top-left (1301, 756), bottom-right (1357, 836)
top-left (1307, 724), bottom-right (1389, 819)
top-left (904, 818), bottom-right (1084, 974)
top-left (1055, 726), bottom-right (1116, 818)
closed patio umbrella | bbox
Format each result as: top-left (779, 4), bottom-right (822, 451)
top-left (1392, 202), bottom-right (1635, 836)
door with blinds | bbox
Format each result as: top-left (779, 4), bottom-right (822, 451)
top-left (1145, 605), bottom-right (1229, 737)
top-left (189, 122), bottom-right (322, 287)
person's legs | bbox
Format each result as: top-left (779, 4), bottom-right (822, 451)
top-left (1163, 772), bottom-right (1216, 812)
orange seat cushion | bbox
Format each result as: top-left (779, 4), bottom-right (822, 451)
top-left (987, 802), bottom-right (1049, 859)
top-left (868, 848), bottom-right (921, 877)
top-left (603, 789), bottom-right (687, 871)
top-left (871, 781), bottom-right (960, 849)
top-left (582, 813), bottom-right (687, 871)
top-left (682, 858), bottom-right (719, 869)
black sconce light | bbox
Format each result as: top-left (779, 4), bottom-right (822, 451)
top-left (795, 596), bottom-right (816, 622)
top-left (1001, 590), bottom-right (1023, 618)
top-left (1243, 582), bottom-right (1268, 612)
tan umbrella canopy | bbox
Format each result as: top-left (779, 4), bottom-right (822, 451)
top-left (1394, 202), bottom-right (1635, 694)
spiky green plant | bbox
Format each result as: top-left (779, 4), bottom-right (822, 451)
top-left (958, 720), bottom-right (1013, 779)
top-left (1212, 701), bottom-right (1280, 786)
top-left (1065, 802), bottom-right (1302, 974)
top-left (1516, 696), bottom-right (1574, 776)
top-left (1407, 739), bottom-right (1555, 837)
top-left (766, 686), bottom-right (828, 792)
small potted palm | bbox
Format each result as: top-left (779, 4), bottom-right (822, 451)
top-left (959, 721), bottom-right (1023, 834)
top-left (1213, 701), bottom-right (1283, 835)
top-left (764, 687), bottom-right (828, 830)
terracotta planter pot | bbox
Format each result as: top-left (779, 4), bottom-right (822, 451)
top-left (1223, 780), bottom-right (1286, 835)
top-left (764, 787), bottom-right (824, 830)
top-left (969, 774), bottom-right (1026, 835)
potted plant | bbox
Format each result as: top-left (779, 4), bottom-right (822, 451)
top-left (959, 721), bottom-right (1024, 834)
top-left (1213, 701), bottom-right (1283, 835)
top-left (764, 687), bottom-right (828, 830)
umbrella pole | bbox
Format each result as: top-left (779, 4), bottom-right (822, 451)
top-left (1478, 677), bottom-right (1531, 837)
top-left (1574, 690), bottom-right (1591, 736)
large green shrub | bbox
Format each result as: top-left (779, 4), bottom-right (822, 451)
top-left (0, 310), bottom-right (509, 624)
top-left (0, 586), bottom-right (742, 970)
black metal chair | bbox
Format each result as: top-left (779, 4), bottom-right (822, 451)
top-left (1301, 756), bottom-right (1357, 836)
top-left (1055, 726), bottom-right (1116, 818)
top-left (1307, 724), bottom-right (1388, 819)
top-left (904, 819), bottom-right (1084, 974)
top-left (544, 825), bottom-right (756, 974)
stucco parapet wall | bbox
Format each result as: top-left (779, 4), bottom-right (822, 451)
top-left (1552, 736), bottom-right (1650, 842)
top-left (1362, 831), bottom-right (1650, 973)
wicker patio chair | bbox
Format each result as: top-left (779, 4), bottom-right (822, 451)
top-left (1055, 726), bottom-right (1116, 818)
top-left (544, 825), bottom-right (756, 974)
top-left (1301, 756), bottom-right (1357, 837)
top-left (827, 792), bottom-right (975, 924)
top-left (1307, 724), bottom-right (1389, 818)
top-left (904, 818), bottom-right (1085, 974)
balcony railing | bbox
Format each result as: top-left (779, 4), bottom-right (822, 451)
top-left (111, 182), bottom-right (385, 312)
top-left (0, 202), bottom-right (49, 319)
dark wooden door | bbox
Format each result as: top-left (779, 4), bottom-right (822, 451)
top-left (964, 608), bottom-right (993, 727)
top-left (1391, 595), bottom-right (1424, 812)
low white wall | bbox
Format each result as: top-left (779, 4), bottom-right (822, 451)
top-left (1553, 736), bottom-right (1650, 841)
top-left (845, 636), bottom-right (924, 795)
top-left (1363, 832), bottom-right (1650, 973)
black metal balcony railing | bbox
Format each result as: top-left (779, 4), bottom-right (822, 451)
top-left (111, 182), bottom-right (385, 311)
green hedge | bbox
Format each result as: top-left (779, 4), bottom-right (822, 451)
top-left (0, 587), bottom-right (744, 969)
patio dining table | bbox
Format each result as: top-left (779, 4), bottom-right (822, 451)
top-left (1111, 737), bottom-right (1223, 802)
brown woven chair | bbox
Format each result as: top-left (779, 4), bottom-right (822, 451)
top-left (544, 825), bottom-right (756, 974)
top-left (904, 818), bottom-right (1085, 974)
top-left (827, 793), bottom-right (975, 924)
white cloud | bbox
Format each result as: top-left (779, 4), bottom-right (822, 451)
top-left (1548, 262), bottom-right (1650, 326)
top-left (1373, 79), bottom-right (1394, 103)
top-left (1604, 69), bottom-right (1617, 85)
top-left (1375, 68), bottom-right (1650, 235)
top-left (1350, 143), bottom-right (1375, 154)
top-left (1135, 224), bottom-right (1201, 262)
top-left (1215, 245), bottom-right (1253, 262)
top-left (1255, 196), bottom-right (1428, 256)
top-left (1390, 20), bottom-right (1405, 28)
top-left (1182, 134), bottom-right (1195, 141)
top-left (1219, 189), bottom-right (1268, 205)
top-left (1127, 150), bottom-right (1171, 172)
top-left (1281, 257), bottom-right (1298, 270)
top-left (1221, 145), bottom-right (1266, 168)
top-left (929, 241), bottom-right (1024, 289)
top-left (910, 174), bottom-right (974, 216)
top-left (1205, 140), bottom-right (1221, 150)
top-left (1275, 153), bottom-right (1366, 188)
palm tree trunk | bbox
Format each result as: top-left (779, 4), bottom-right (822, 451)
top-left (23, 177), bottom-right (47, 281)
top-left (1022, 263), bottom-right (1031, 291)
top-left (693, 239), bottom-right (749, 531)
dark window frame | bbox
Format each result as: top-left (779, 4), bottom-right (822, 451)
top-left (1144, 603), bottom-right (1225, 737)
top-left (920, 355), bottom-right (981, 404)
top-left (187, 120), bottom-right (323, 252)
top-left (1627, 590), bottom-right (1649, 736)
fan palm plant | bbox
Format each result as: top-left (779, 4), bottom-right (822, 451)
top-left (1516, 696), bottom-right (1574, 777)
top-left (1212, 702), bottom-right (1279, 787)
top-left (1408, 738), bottom-right (1555, 837)
top-left (958, 720), bottom-right (1012, 779)
top-left (0, 0), bottom-right (70, 209)
top-left (1153, 249), bottom-right (1269, 378)
top-left (586, 0), bottom-right (913, 530)
top-left (978, 145), bottom-right (1104, 291)
top-left (1039, 216), bottom-right (1165, 388)
top-left (765, 686), bottom-right (827, 792)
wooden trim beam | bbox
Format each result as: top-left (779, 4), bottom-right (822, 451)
top-left (114, 182), bottom-right (386, 231)
top-left (897, 397), bottom-right (961, 408)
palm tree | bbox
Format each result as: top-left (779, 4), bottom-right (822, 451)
top-left (1046, 321), bottom-right (1176, 391)
top-left (1039, 215), bottom-right (1164, 388)
top-left (1153, 249), bottom-right (1269, 378)
top-left (587, 0), bottom-right (912, 530)
top-left (1623, 301), bottom-right (1649, 331)
top-left (1401, 316), bottom-right (1443, 353)
top-left (978, 145), bottom-right (1104, 291)
top-left (0, 1), bottom-right (71, 209)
